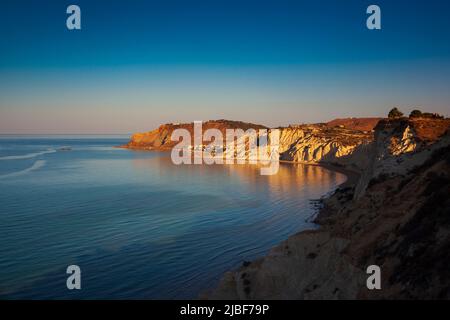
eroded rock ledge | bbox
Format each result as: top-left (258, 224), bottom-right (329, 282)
top-left (123, 117), bottom-right (450, 299)
top-left (207, 118), bottom-right (450, 299)
top-left (123, 119), bottom-right (376, 172)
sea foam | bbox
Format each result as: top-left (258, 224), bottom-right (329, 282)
top-left (0, 149), bottom-right (56, 160)
top-left (0, 160), bottom-right (46, 179)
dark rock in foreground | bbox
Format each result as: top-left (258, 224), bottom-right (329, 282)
top-left (207, 118), bottom-right (450, 299)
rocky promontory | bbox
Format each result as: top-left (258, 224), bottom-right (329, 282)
top-left (123, 118), bottom-right (377, 170)
top-left (123, 115), bottom-right (450, 299)
top-left (123, 120), bottom-right (267, 150)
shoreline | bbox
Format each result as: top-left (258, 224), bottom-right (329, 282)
top-left (120, 144), bottom-right (361, 189)
top-left (279, 160), bottom-right (360, 190)
top-left (120, 144), bottom-right (360, 202)
top-left (120, 146), bottom-right (361, 299)
top-left (204, 160), bottom-right (363, 299)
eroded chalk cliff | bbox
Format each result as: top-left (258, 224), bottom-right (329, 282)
top-left (124, 119), bottom-right (376, 173)
top-left (125, 116), bottom-right (450, 299)
top-left (124, 120), bottom-right (267, 150)
top-left (277, 125), bottom-right (373, 173)
top-left (125, 118), bottom-right (449, 198)
top-left (207, 118), bottom-right (450, 300)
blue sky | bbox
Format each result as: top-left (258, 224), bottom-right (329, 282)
top-left (1, 0), bottom-right (449, 133)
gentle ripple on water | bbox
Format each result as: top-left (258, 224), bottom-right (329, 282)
top-left (0, 137), bottom-right (346, 299)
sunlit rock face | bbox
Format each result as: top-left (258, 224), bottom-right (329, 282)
top-left (208, 118), bottom-right (450, 300)
top-left (125, 120), bottom-right (267, 151)
top-left (354, 118), bottom-right (450, 198)
top-left (125, 118), bottom-right (450, 198)
top-left (273, 118), bottom-right (450, 199)
top-left (276, 125), bottom-right (372, 166)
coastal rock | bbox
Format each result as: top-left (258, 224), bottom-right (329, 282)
top-left (124, 120), bottom-right (267, 150)
top-left (354, 118), bottom-right (450, 198)
top-left (208, 117), bottom-right (450, 300)
top-left (277, 125), bottom-right (372, 172)
top-left (125, 119), bottom-right (376, 172)
top-left (208, 230), bottom-right (365, 300)
top-left (125, 117), bottom-right (449, 197)
top-left (124, 117), bottom-right (450, 299)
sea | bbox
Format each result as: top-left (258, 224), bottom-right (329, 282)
top-left (0, 135), bottom-right (346, 299)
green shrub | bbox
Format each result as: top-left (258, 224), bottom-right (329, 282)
top-left (388, 107), bottom-right (404, 119)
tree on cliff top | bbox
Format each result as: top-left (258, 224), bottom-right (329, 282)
top-left (409, 109), bottom-right (423, 118)
top-left (388, 107), bottom-right (404, 119)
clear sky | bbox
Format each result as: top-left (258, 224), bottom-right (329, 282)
top-left (1, 0), bottom-right (450, 134)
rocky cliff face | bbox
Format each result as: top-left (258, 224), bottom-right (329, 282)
top-left (125, 117), bottom-right (450, 299)
top-left (125, 120), bottom-right (376, 172)
top-left (125, 118), bottom-right (449, 196)
top-left (277, 125), bottom-right (372, 172)
top-left (124, 120), bottom-right (267, 150)
top-left (354, 118), bottom-right (450, 198)
top-left (277, 119), bottom-right (450, 192)
top-left (208, 118), bottom-right (450, 300)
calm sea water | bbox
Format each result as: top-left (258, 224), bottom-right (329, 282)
top-left (0, 135), bottom-right (345, 299)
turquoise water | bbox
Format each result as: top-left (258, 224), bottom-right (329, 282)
top-left (0, 136), bottom-right (345, 299)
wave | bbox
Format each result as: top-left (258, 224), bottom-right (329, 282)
top-left (0, 160), bottom-right (46, 179)
top-left (0, 149), bottom-right (56, 160)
